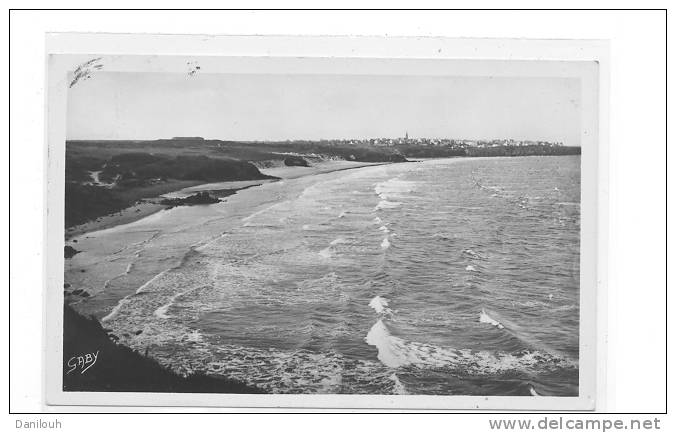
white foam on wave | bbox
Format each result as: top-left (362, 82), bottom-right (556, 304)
top-left (389, 373), bottom-right (407, 395)
top-left (318, 247), bottom-right (332, 259)
top-left (153, 291), bottom-right (186, 319)
top-left (101, 267), bottom-right (173, 323)
top-left (378, 225), bottom-right (390, 233)
top-left (368, 296), bottom-right (392, 315)
top-left (530, 386), bottom-right (540, 396)
top-left (302, 224), bottom-right (311, 230)
top-left (479, 309), bottom-right (504, 329)
top-left (154, 302), bottom-right (173, 319)
top-left (373, 216), bottom-right (382, 224)
top-left (101, 297), bottom-right (130, 322)
top-left (365, 320), bottom-right (409, 367)
top-left (465, 265), bottom-right (476, 272)
top-left (381, 236), bottom-right (391, 249)
top-left (374, 178), bottom-right (416, 200)
top-left (318, 238), bottom-right (348, 258)
top-left (241, 200), bottom-right (289, 223)
top-left (476, 182), bottom-right (503, 194)
top-left (135, 269), bottom-right (170, 294)
top-left (365, 319), bottom-right (570, 373)
top-left (463, 249), bottom-right (485, 260)
top-left (375, 200), bottom-right (402, 211)
top-left (553, 304), bottom-right (577, 312)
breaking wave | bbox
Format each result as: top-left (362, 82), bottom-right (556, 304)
top-left (375, 200), bottom-right (402, 211)
top-left (479, 309), bottom-right (505, 329)
top-left (365, 319), bottom-right (572, 373)
top-left (368, 296), bottom-right (393, 315)
top-left (375, 178), bottom-right (416, 200)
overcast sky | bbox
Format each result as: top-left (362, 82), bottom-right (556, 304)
top-left (67, 72), bottom-right (581, 145)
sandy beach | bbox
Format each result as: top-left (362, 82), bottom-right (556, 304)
top-left (65, 160), bottom-right (389, 241)
top-left (65, 201), bottom-right (167, 241)
top-left (259, 160), bottom-right (385, 179)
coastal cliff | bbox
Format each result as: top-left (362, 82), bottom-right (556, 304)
top-left (62, 304), bottom-right (264, 393)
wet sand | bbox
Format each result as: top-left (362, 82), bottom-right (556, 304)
top-left (65, 201), bottom-right (168, 241)
top-left (65, 160), bottom-right (389, 241)
top-left (259, 160), bottom-right (385, 179)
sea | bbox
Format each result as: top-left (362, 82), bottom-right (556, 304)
top-left (65, 156), bottom-right (581, 396)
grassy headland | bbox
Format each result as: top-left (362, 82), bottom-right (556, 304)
top-left (64, 138), bottom-right (409, 229)
top-left (65, 148), bottom-right (277, 228)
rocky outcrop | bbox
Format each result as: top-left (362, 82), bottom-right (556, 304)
top-left (284, 155), bottom-right (310, 167)
top-left (64, 245), bottom-right (80, 259)
top-left (160, 191), bottom-right (220, 207)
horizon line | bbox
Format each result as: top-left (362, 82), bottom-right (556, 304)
top-left (65, 136), bottom-right (576, 146)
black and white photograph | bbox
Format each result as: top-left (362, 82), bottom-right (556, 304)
top-left (41, 45), bottom-right (601, 410)
top-left (7, 5), bottom-right (672, 425)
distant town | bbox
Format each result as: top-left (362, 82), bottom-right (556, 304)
top-left (169, 133), bottom-right (569, 149)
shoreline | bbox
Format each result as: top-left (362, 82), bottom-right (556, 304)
top-left (64, 159), bottom-right (397, 393)
top-left (62, 303), bottom-right (265, 393)
top-left (65, 160), bottom-right (393, 241)
top-left (65, 201), bottom-right (168, 241)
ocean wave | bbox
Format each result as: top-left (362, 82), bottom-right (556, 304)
top-left (465, 265), bottom-right (477, 272)
top-left (365, 319), bottom-right (573, 374)
top-left (381, 236), bottom-right (391, 249)
top-left (389, 373), bottom-right (407, 395)
top-left (135, 269), bottom-right (171, 294)
top-left (101, 297), bottom-right (131, 322)
top-left (318, 238), bottom-right (350, 258)
top-left (153, 302), bottom-right (173, 319)
top-left (374, 178), bottom-right (416, 200)
top-left (479, 309), bottom-right (505, 329)
top-left (553, 304), bottom-right (578, 312)
top-left (375, 200), bottom-right (402, 211)
top-left (463, 249), bottom-right (486, 260)
top-left (368, 296), bottom-right (393, 315)
top-left (474, 180), bottom-right (503, 194)
top-left (100, 266), bottom-right (174, 322)
top-left (192, 345), bottom-right (395, 394)
top-left (153, 292), bottom-right (184, 319)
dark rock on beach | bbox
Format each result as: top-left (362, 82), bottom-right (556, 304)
top-left (284, 155), bottom-right (310, 167)
top-left (64, 245), bottom-right (79, 259)
top-left (160, 191), bottom-right (220, 207)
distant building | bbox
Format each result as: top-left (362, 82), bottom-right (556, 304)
top-left (171, 136), bottom-right (204, 141)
